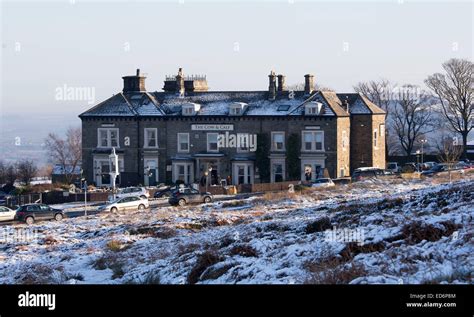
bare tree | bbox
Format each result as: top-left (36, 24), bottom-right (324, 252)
top-left (5, 164), bottom-right (17, 186)
top-left (391, 85), bottom-right (435, 158)
top-left (436, 135), bottom-right (463, 182)
top-left (0, 161), bottom-right (6, 186)
top-left (353, 79), bottom-right (393, 115)
top-left (354, 79), bottom-right (394, 157)
top-left (16, 159), bottom-right (38, 186)
top-left (287, 82), bottom-right (334, 92)
top-left (425, 58), bottom-right (473, 159)
top-left (44, 127), bottom-right (82, 184)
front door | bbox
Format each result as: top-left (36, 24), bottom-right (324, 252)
top-left (233, 163), bottom-right (253, 185)
top-left (144, 158), bottom-right (158, 186)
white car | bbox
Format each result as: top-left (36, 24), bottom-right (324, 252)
top-left (98, 196), bottom-right (149, 213)
top-left (311, 178), bottom-right (335, 188)
top-left (0, 206), bottom-right (16, 222)
top-left (110, 187), bottom-right (150, 201)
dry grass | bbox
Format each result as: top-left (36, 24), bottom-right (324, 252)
top-left (229, 244), bottom-right (258, 257)
top-left (187, 250), bottom-right (223, 284)
top-left (401, 221), bottom-right (460, 245)
top-left (305, 217), bottom-right (332, 234)
top-left (304, 258), bottom-right (367, 284)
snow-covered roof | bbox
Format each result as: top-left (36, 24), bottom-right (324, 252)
top-left (80, 90), bottom-right (385, 118)
top-left (52, 165), bottom-right (81, 175)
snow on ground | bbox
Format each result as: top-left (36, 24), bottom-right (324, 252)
top-left (0, 175), bottom-right (472, 284)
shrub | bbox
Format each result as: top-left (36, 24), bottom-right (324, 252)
top-left (305, 217), bottom-right (332, 234)
top-left (229, 244), bottom-right (258, 257)
top-left (305, 259), bottom-right (367, 284)
top-left (401, 221), bottom-right (460, 245)
top-left (187, 250), bottom-right (223, 284)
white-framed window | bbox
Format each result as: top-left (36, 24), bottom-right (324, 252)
top-left (181, 103), bottom-right (200, 116)
top-left (144, 128), bottom-right (158, 148)
top-left (271, 158), bottom-right (286, 183)
top-left (305, 102), bottom-right (323, 115)
top-left (229, 102), bottom-right (248, 115)
top-left (302, 131), bottom-right (324, 152)
top-left (237, 133), bottom-right (249, 153)
top-left (301, 159), bottom-right (325, 182)
top-left (271, 132), bottom-right (285, 151)
top-left (342, 130), bottom-right (347, 151)
top-left (232, 162), bottom-right (254, 185)
top-left (379, 124), bottom-right (385, 137)
top-left (207, 133), bottom-right (219, 152)
top-left (373, 129), bottom-right (378, 148)
top-left (172, 162), bottom-right (194, 184)
top-left (178, 133), bottom-right (189, 153)
top-left (97, 128), bottom-right (119, 148)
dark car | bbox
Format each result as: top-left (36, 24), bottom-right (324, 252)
top-left (168, 188), bottom-right (213, 206)
top-left (153, 185), bottom-right (180, 199)
top-left (15, 204), bottom-right (64, 225)
top-left (421, 164), bottom-right (446, 176)
top-left (351, 168), bottom-right (384, 182)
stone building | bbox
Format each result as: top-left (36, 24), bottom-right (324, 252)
top-left (79, 68), bottom-right (385, 187)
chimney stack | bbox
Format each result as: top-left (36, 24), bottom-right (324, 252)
top-left (277, 74), bottom-right (287, 92)
top-left (342, 97), bottom-right (350, 113)
top-left (304, 74), bottom-right (314, 95)
top-left (176, 67), bottom-right (185, 96)
top-left (122, 68), bottom-right (146, 93)
top-left (268, 70), bottom-right (277, 100)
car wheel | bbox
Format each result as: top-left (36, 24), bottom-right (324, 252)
top-left (25, 216), bottom-right (34, 225)
top-left (178, 199), bottom-right (186, 207)
top-left (111, 207), bottom-right (118, 213)
top-left (55, 213), bottom-right (63, 221)
top-left (138, 204), bottom-right (145, 211)
top-left (204, 196), bottom-right (212, 203)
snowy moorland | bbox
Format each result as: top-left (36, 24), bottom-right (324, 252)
top-left (0, 175), bottom-right (472, 284)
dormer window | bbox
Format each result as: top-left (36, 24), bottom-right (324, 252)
top-left (182, 103), bottom-right (201, 116)
top-left (305, 102), bottom-right (323, 115)
top-left (229, 102), bottom-right (248, 116)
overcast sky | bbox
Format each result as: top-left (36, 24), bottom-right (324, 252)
top-left (1, 0), bottom-right (472, 118)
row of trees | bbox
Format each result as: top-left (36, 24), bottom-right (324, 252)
top-left (354, 58), bottom-right (473, 160)
top-left (0, 127), bottom-right (82, 189)
top-left (0, 159), bottom-right (38, 187)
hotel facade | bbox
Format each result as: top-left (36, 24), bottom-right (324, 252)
top-left (79, 68), bottom-right (386, 187)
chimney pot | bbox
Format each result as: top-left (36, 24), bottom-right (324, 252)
top-left (304, 74), bottom-right (315, 95)
top-left (268, 70), bottom-right (277, 100)
top-left (277, 74), bottom-right (287, 92)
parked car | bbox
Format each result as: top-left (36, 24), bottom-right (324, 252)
top-left (402, 163), bottom-right (417, 173)
top-left (168, 188), bottom-right (213, 206)
top-left (423, 161), bottom-right (438, 170)
top-left (351, 167), bottom-right (384, 182)
top-left (0, 206), bottom-right (16, 222)
top-left (386, 162), bottom-right (401, 173)
top-left (153, 185), bottom-right (180, 199)
top-left (311, 178), bottom-right (335, 188)
top-left (15, 204), bottom-right (64, 225)
top-left (421, 164), bottom-right (446, 176)
top-left (111, 187), bottom-right (150, 201)
top-left (98, 196), bottom-right (149, 213)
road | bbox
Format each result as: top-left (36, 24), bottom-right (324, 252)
top-left (0, 193), bottom-right (259, 227)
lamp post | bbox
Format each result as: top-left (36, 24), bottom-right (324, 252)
top-left (420, 139), bottom-right (427, 167)
top-left (109, 148), bottom-right (119, 200)
top-left (204, 171), bottom-right (208, 193)
top-left (416, 150), bottom-right (421, 172)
